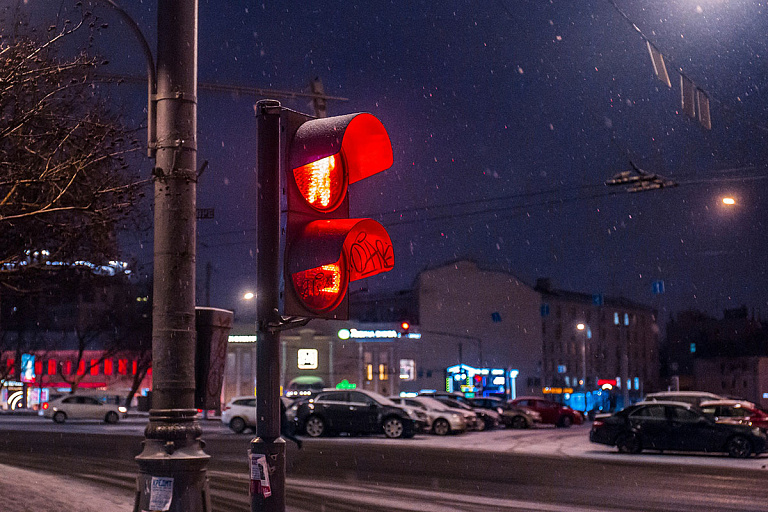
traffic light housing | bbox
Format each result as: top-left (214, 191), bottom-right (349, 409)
top-left (282, 110), bottom-right (395, 319)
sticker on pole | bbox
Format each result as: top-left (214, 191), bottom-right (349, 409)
top-left (149, 476), bottom-right (174, 511)
top-left (249, 452), bottom-right (272, 498)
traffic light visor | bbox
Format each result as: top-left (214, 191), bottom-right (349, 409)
top-left (290, 113), bottom-right (393, 211)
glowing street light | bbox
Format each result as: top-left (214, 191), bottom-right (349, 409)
top-left (243, 291), bottom-right (255, 300)
top-left (722, 197), bottom-right (736, 206)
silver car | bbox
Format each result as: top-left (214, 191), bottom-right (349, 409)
top-left (391, 396), bottom-right (468, 435)
top-left (43, 394), bottom-right (126, 424)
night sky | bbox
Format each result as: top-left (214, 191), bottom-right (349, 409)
top-left (9, 0), bottom-right (768, 322)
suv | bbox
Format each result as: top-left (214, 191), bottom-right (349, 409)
top-left (509, 396), bottom-right (583, 428)
top-left (644, 391), bottom-right (723, 406)
top-left (43, 394), bottom-right (126, 424)
top-left (293, 389), bottom-right (416, 439)
top-left (221, 396), bottom-right (257, 433)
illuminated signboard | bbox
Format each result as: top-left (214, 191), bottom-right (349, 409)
top-left (297, 349), bottom-right (318, 369)
top-left (228, 335), bottom-right (258, 343)
top-left (337, 328), bottom-right (421, 340)
top-left (542, 387), bottom-right (574, 394)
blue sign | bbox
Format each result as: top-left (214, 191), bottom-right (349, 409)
top-left (557, 365), bottom-right (567, 374)
top-left (652, 280), bottom-right (665, 295)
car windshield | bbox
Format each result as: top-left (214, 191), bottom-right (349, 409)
top-left (2, 2), bottom-right (767, 511)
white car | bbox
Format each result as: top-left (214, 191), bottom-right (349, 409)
top-left (221, 395), bottom-right (258, 433)
top-left (391, 396), bottom-right (468, 435)
top-left (43, 394), bottom-right (126, 424)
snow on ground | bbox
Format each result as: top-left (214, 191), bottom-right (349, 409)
top-left (0, 463), bottom-right (134, 512)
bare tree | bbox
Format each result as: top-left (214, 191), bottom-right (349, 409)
top-left (0, 14), bottom-right (146, 291)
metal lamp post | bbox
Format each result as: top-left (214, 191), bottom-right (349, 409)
top-left (576, 323), bottom-right (588, 415)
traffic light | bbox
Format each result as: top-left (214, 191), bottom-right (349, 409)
top-left (282, 110), bottom-right (395, 319)
top-left (400, 321), bottom-right (410, 335)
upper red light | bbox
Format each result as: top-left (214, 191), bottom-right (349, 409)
top-left (293, 153), bottom-right (345, 211)
top-left (401, 322), bottom-right (410, 331)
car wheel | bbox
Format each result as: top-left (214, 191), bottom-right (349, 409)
top-left (727, 435), bottom-right (752, 458)
top-left (53, 411), bottom-right (67, 424)
top-left (382, 416), bottom-right (405, 438)
top-left (105, 411), bottom-right (119, 424)
top-left (616, 432), bottom-right (642, 454)
top-left (229, 417), bottom-right (247, 434)
top-left (510, 415), bottom-right (528, 429)
top-left (304, 415), bottom-right (325, 437)
top-left (432, 418), bottom-right (451, 436)
top-left (557, 415), bottom-right (573, 428)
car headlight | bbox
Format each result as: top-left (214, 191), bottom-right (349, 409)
top-left (451, 413), bottom-right (460, 419)
top-left (752, 427), bottom-right (762, 437)
top-left (118, 406), bottom-right (127, 413)
top-left (497, 407), bottom-right (504, 414)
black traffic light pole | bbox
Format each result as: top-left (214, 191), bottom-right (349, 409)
top-left (251, 100), bottom-right (286, 512)
top-left (134, 1), bottom-right (210, 511)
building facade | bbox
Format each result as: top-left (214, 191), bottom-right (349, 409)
top-left (537, 278), bottom-right (660, 410)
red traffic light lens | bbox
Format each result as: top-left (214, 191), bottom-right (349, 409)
top-left (293, 153), bottom-right (345, 211)
top-left (291, 260), bottom-right (347, 312)
top-left (401, 322), bottom-right (410, 331)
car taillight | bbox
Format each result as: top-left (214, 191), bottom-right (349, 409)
top-left (592, 420), bottom-right (604, 428)
top-left (223, 406), bottom-right (230, 411)
top-left (42, 402), bottom-right (49, 410)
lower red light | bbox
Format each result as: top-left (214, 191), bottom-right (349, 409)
top-left (291, 261), bottom-right (346, 312)
top-left (42, 403), bottom-right (49, 410)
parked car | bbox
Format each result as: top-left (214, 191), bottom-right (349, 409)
top-left (43, 394), bottom-right (126, 424)
top-left (389, 395), bottom-right (467, 435)
top-left (221, 395), bottom-right (257, 433)
top-left (465, 396), bottom-right (540, 429)
top-left (644, 391), bottom-right (723, 406)
top-left (590, 400), bottom-right (767, 458)
top-left (293, 389), bottom-right (417, 439)
top-left (385, 399), bottom-right (430, 432)
top-left (700, 399), bottom-right (768, 429)
top-left (508, 396), bottom-right (583, 428)
top-left (421, 392), bottom-right (497, 430)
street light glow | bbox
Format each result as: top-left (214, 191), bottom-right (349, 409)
top-left (243, 291), bottom-right (255, 300)
top-left (576, 323), bottom-right (586, 331)
top-left (722, 197), bottom-right (736, 205)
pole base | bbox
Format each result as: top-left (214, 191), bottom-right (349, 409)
top-left (134, 409), bottom-right (211, 512)
top-left (250, 437), bottom-right (286, 512)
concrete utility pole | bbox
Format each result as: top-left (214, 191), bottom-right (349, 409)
top-left (134, 2), bottom-right (209, 511)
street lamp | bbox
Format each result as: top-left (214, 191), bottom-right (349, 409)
top-left (243, 291), bottom-right (255, 301)
top-left (576, 323), bottom-right (588, 415)
top-left (722, 197), bottom-right (736, 206)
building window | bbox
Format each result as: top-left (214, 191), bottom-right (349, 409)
top-left (366, 364), bottom-right (373, 381)
top-left (118, 359), bottom-right (128, 375)
top-left (77, 360), bottom-right (86, 375)
top-left (399, 359), bottom-right (416, 381)
top-left (379, 363), bottom-right (388, 381)
top-left (104, 359), bottom-right (113, 375)
top-left (491, 312), bottom-right (502, 323)
top-left (48, 359), bottom-right (56, 375)
top-left (90, 359), bottom-right (99, 376)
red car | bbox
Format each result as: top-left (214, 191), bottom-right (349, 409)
top-left (508, 396), bottom-right (583, 428)
top-left (700, 400), bottom-right (768, 429)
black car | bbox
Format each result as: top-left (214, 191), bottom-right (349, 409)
top-left (590, 400), bottom-right (768, 458)
top-left (293, 389), bottom-right (416, 439)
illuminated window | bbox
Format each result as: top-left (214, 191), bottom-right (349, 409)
top-left (90, 359), bottom-right (99, 375)
top-left (132, 361), bottom-right (138, 375)
top-left (35, 360), bottom-right (43, 377)
top-left (366, 364), bottom-right (373, 381)
top-left (399, 359), bottom-right (416, 381)
top-left (65, 361), bottom-right (72, 375)
top-left (118, 359), bottom-right (128, 375)
top-left (379, 363), bottom-right (388, 381)
top-left (104, 359), bottom-right (113, 375)
top-left (48, 359), bottom-right (56, 375)
top-left (77, 360), bottom-right (86, 375)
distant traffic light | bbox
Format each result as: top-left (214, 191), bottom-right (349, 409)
top-left (282, 111), bottom-right (395, 319)
top-left (400, 321), bottom-right (410, 333)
